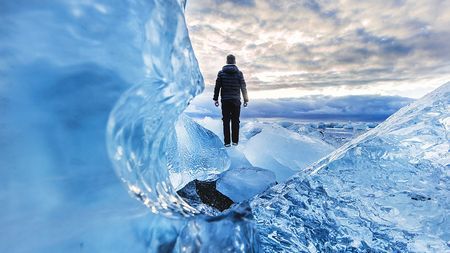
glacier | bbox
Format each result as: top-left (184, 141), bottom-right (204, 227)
top-left (1, 0), bottom-right (449, 252)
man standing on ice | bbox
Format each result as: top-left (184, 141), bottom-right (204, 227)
top-left (213, 54), bottom-right (249, 147)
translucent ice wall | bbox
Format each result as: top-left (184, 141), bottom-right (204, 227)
top-left (0, 0), bottom-right (206, 251)
top-left (251, 82), bottom-right (450, 252)
top-left (1, 0), bottom-right (216, 246)
top-left (105, 0), bottom-right (208, 217)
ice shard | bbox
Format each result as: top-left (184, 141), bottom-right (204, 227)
top-left (242, 123), bottom-right (335, 181)
top-left (217, 167), bottom-right (276, 203)
top-left (168, 114), bottom-right (230, 191)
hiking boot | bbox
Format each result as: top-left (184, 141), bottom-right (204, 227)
top-left (224, 143), bottom-right (231, 147)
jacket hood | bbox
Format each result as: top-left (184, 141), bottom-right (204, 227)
top-left (222, 64), bottom-right (239, 74)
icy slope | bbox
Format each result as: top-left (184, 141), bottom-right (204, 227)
top-left (251, 82), bottom-right (450, 252)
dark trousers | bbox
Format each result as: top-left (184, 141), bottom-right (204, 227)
top-left (221, 100), bottom-right (241, 144)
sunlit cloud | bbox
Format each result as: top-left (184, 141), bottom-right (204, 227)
top-left (186, 0), bottom-right (450, 98)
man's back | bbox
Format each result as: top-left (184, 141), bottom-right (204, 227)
top-left (214, 64), bottom-right (249, 103)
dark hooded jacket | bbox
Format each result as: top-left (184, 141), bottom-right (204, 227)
top-left (213, 64), bottom-right (249, 103)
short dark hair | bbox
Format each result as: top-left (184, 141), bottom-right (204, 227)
top-left (226, 54), bottom-right (236, 64)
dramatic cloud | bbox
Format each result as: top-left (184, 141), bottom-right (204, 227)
top-left (186, 90), bottom-right (413, 121)
top-left (186, 0), bottom-right (450, 98)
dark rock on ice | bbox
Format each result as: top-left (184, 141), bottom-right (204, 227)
top-left (177, 179), bottom-right (234, 212)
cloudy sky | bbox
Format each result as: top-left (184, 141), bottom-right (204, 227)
top-left (185, 0), bottom-right (450, 120)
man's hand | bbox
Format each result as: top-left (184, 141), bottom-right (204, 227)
top-left (214, 100), bottom-right (219, 107)
top-left (243, 102), bottom-right (248, 107)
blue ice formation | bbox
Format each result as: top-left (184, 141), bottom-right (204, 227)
top-left (0, 0), bottom-right (255, 250)
top-left (105, 0), bottom-right (205, 217)
top-left (168, 114), bottom-right (230, 191)
top-left (217, 167), bottom-right (276, 202)
top-left (2, 0), bottom-right (449, 251)
top-left (242, 123), bottom-right (335, 181)
top-left (175, 203), bottom-right (258, 252)
top-left (251, 82), bottom-right (450, 252)
top-left (194, 118), bottom-right (337, 181)
top-left (0, 0), bottom-right (207, 251)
